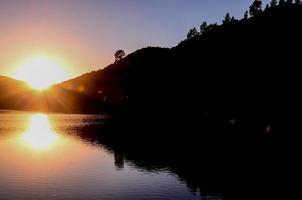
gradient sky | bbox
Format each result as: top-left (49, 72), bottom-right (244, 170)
top-left (0, 0), bottom-right (269, 81)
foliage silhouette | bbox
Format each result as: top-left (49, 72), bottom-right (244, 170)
top-left (279, 0), bottom-right (286, 6)
top-left (114, 50), bottom-right (126, 63)
top-left (249, 0), bottom-right (263, 16)
top-left (199, 21), bottom-right (207, 35)
top-left (244, 10), bottom-right (249, 19)
top-left (223, 13), bottom-right (231, 24)
top-left (186, 27), bottom-right (199, 39)
top-left (271, 0), bottom-right (278, 6)
top-left (0, 3), bottom-right (301, 119)
top-left (2, 3), bottom-right (297, 197)
top-left (286, 0), bottom-right (293, 4)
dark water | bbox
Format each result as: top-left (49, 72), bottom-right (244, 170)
top-left (0, 110), bottom-right (222, 200)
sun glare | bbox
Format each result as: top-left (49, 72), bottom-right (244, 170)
top-left (21, 114), bottom-right (60, 150)
top-left (14, 56), bottom-right (69, 90)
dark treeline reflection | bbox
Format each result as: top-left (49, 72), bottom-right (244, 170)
top-left (72, 111), bottom-right (272, 199)
top-left (0, 2), bottom-right (284, 198)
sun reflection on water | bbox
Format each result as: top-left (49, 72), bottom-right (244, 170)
top-left (21, 114), bottom-right (60, 150)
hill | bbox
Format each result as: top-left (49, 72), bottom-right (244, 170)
top-left (0, 76), bottom-right (30, 110)
top-left (0, 3), bottom-right (285, 197)
top-left (1, 3), bottom-right (301, 118)
top-left (0, 76), bottom-right (104, 113)
top-left (56, 3), bottom-right (302, 116)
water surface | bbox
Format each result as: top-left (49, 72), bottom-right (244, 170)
top-left (0, 111), bottom-right (222, 200)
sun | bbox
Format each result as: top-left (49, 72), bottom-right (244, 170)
top-left (14, 55), bottom-right (69, 90)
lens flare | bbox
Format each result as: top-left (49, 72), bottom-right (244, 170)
top-left (14, 55), bottom-right (69, 90)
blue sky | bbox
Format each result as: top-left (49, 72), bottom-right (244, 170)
top-left (0, 0), bottom-right (270, 78)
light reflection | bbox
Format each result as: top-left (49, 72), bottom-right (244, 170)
top-left (21, 114), bottom-right (60, 150)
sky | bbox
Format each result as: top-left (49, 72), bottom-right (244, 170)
top-left (0, 0), bottom-right (270, 82)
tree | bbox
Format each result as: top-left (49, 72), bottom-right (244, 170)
top-left (295, 0), bottom-right (301, 4)
top-left (191, 27), bottom-right (199, 36)
top-left (279, 0), bottom-right (286, 6)
top-left (249, 0), bottom-right (262, 16)
top-left (265, 4), bottom-right (270, 10)
top-left (244, 10), bottom-right (249, 19)
top-left (114, 50), bottom-right (125, 63)
top-left (207, 23), bottom-right (218, 31)
top-left (200, 21), bottom-right (208, 35)
top-left (286, 0), bottom-right (293, 4)
top-left (223, 13), bottom-right (231, 24)
top-left (187, 27), bottom-right (199, 39)
top-left (230, 16), bottom-right (237, 22)
top-left (270, 0), bottom-right (278, 6)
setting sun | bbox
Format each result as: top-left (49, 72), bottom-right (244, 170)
top-left (13, 55), bottom-right (69, 90)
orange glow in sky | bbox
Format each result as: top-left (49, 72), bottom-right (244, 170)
top-left (13, 55), bottom-right (70, 90)
top-left (0, 0), bottom-right (256, 84)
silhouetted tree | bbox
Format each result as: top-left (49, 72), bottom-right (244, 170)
top-left (295, 0), bottom-right (301, 4)
top-left (114, 50), bottom-right (126, 63)
top-left (230, 16), bottom-right (237, 22)
top-left (265, 4), bottom-right (270, 10)
top-left (206, 23), bottom-right (218, 31)
top-left (191, 27), bottom-right (198, 36)
top-left (279, 0), bottom-right (286, 6)
top-left (223, 13), bottom-right (231, 24)
top-left (270, 0), bottom-right (278, 6)
top-left (187, 27), bottom-right (199, 39)
top-left (250, 0), bottom-right (262, 16)
top-left (187, 29), bottom-right (193, 39)
top-left (286, 0), bottom-right (293, 4)
top-left (244, 10), bottom-right (249, 19)
top-left (200, 21), bottom-right (208, 35)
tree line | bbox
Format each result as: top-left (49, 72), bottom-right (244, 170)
top-left (187, 0), bottom-right (301, 39)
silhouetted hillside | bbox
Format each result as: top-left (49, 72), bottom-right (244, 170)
top-left (0, 76), bottom-right (30, 110)
top-left (0, 75), bottom-right (27, 92)
top-left (54, 3), bottom-right (301, 117)
top-left (0, 2), bottom-right (285, 198)
top-left (1, 3), bottom-right (301, 119)
top-left (56, 47), bottom-right (171, 113)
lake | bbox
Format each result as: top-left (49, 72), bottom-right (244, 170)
top-left (0, 110), bottom-right (222, 200)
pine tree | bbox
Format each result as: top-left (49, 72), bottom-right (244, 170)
top-left (191, 27), bottom-right (198, 37)
top-left (286, 0), bottom-right (293, 4)
top-left (187, 27), bottom-right (199, 39)
top-left (200, 21), bottom-right (208, 35)
top-left (187, 29), bottom-right (193, 39)
top-left (249, 0), bottom-right (262, 16)
top-left (244, 10), bottom-right (249, 19)
top-left (223, 13), bottom-right (231, 24)
top-left (270, 0), bottom-right (278, 6)
top-left (206, 23), bottom-right (218, 31)
top-left (279, 0), bottom-right (286, 6)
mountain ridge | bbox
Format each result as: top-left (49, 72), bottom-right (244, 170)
top-left (0, 3), bottom-right (301, 114)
